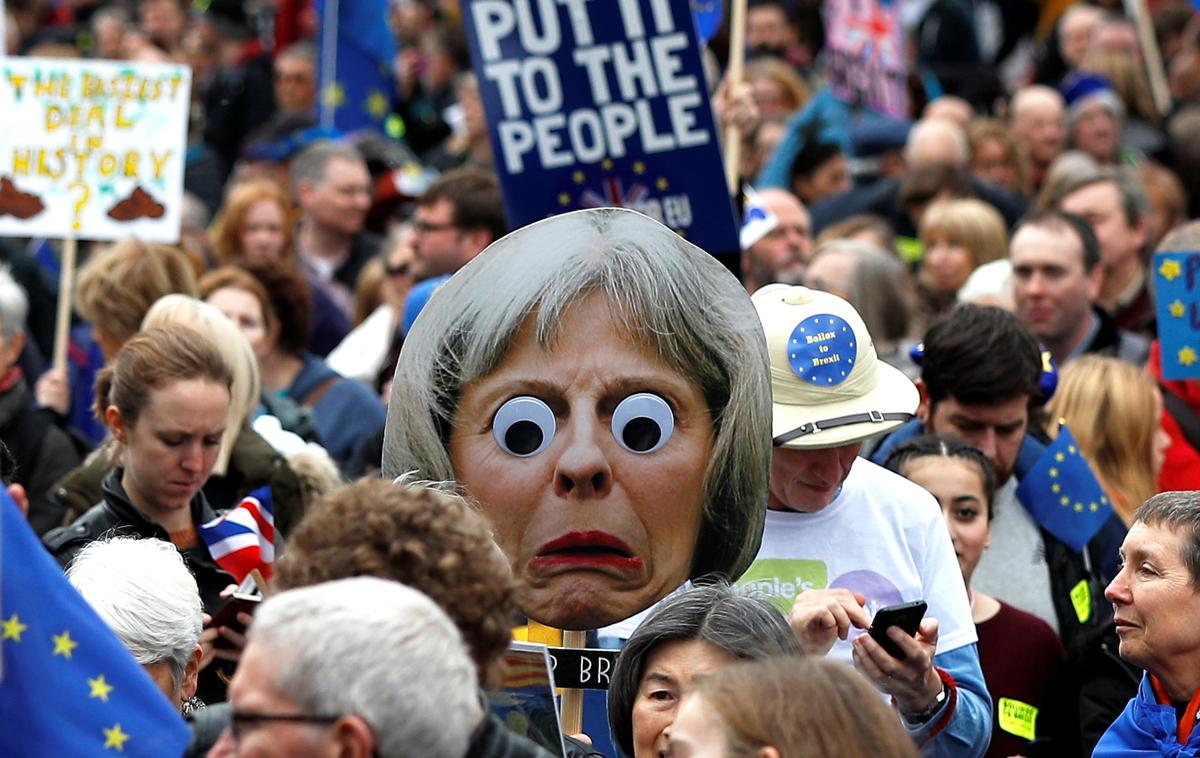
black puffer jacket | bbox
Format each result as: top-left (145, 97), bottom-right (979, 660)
top-left (43, 467), bottom-right (236, 613)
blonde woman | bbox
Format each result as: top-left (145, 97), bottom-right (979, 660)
top-left (1046, 356), bottom-right (1170, 525)
top-left (917, 198), bottom-right (1009, 327)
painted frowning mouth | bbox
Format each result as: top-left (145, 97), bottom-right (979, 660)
top-left (529, 531), bottom-right (646, 574)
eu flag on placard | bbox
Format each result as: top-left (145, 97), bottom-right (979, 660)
top-left (0, 491), bottom-right (190, 756)
top-left (1016, 424), bottom-right (1114, 552)
top-left (315, 0), bottom-right (397, 134)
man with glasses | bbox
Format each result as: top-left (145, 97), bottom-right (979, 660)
top-left (208, 577), bottom-right (481, 757)
top-left (410, 167), bottom-right (506, 280)
top-left (273, 42), bottom-right (317, 117)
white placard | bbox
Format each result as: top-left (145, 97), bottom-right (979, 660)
top-left (0, 57), bottom-right (191, 242)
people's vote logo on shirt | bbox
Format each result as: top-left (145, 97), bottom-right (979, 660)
top-left (787, 315), bottom-right (856, 386)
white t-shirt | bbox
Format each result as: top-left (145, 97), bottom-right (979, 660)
top-left (735, 457), bottom-right (977, 666)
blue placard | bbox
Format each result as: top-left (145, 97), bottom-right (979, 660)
top-left (462, 0), bottom-right (739, 254)
top-left (1153, 250), bottom-right (1200, 379)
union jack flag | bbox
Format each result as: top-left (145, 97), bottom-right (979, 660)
top-left (198, 487), bottom-right (275, 582)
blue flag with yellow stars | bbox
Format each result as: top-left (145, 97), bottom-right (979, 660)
top-left (1152, 250), bottom-right (1200, 380)
top-left (0, 490), bottom-right (190, 756)
top-left (1016, 424), bottom-right (1114, 553)
top-left (315, 0), bottom-right (397, 134)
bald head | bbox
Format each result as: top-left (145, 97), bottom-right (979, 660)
top-left (1011, 86), bottom-right (1067, 168)
top-left (923, 96), bottom-right (973, 129)
top-left (905, 118), bottom-right (969, 168)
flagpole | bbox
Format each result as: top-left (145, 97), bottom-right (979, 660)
top-left (723, 0), bottom-right (747, 194)
top-left (319, 0), bottom-right (339, 130)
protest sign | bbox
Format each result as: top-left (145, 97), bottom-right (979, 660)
top-left (1154, 250), bottom-right (1200, 379)
top-left (0, 57), bottom-right (191, 243)
top-left (547, 646), bottom-right (620, 690)
top-left (487, 642), bottom-right (568, 756)
top-left (823, 0), bottom-right (907, 119)
top-left (462, 0), bottom-right (739, 253)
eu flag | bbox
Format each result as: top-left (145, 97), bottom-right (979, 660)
top-left (1016, 424), bottom-right (1114, 553)
top-left (315, 0), bottom-right (397, 134)
top-left (0, 491), bottom-right (190, 756)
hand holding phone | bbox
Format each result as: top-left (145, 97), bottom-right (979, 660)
top-left (867, 600), bottom-right (927, 661)
top-left (206, 572), bottom-right (263, 650)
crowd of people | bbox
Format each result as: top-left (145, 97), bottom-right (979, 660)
top-left (3, 0), bottom-right (1200, 757)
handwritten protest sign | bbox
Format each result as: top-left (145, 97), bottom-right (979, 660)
top-left (1154, 250), bottom-right (1200, 379)
top-left (823, 0), bottom-right (907, 119)
top-left (463, 0), bottom-right (739, 253)
top-left (0, 58), bottom-right (191, 243)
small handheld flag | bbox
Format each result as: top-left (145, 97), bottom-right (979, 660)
top-left (1, 490), bottom-right (190, 756)
top-left (1016, 424), bottom-right (1113, 553)
top-left (198, 487), bottom-right (276, 583)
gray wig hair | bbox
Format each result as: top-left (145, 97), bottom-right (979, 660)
top-left (607, 581), bottom-right (802, 757)
top-left (249, 577), bottom-right (480, 758)
top-left (383, 207), bottom-right (771, 584)
top-left (67, 537), bottom-right (202, 688)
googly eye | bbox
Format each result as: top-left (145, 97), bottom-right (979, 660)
top-left (612, 393), bottom-right (675, 454)
top-left (492, 396), bottom-right (555, 457)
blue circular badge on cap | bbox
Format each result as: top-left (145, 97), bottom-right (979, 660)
top-left (788, 315), bottom-right (856, 385)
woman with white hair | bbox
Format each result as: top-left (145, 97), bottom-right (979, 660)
top-left (383, 208), bottom-right (772, 631)
top-left (67, 536), bottom-right (204, 712)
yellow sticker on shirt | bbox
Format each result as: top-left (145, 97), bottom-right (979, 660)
top-left (1070, 580), bottom-right (1091, 624)
top-left (998, 698), bottom-right (1039, 741)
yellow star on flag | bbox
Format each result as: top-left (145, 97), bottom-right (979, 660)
top-left (1179, 346), bottom-right (1199, 367)
top-left (1074, 503), bottom-right (1084, 512)
top-left (633, 161), bottom-right (646, 174)
top-left (558, 192), bottom-right (571, 206)
top-left (1068, 445), bottom-right (1077, 454)
top-left (1051, 483), bottom-right (1061, 493)
top-left (89, 675), bottom-right (114, 702)
top-left (1101, 495), bottom-right (1109, 505)
top-left (1055, 452), bottom-right (1065, 462)
top-left (52, 630), bottom-right (78, 659)
top-left (1089, 503), bottom-right (1100, 512)
top-left (656, 177), bottom-right (669, 190)
top-left (1160, 258), bottom-right (1183, 281)
top-left (366, 90), bottom-right (389, 119)
top-left (2, 614), bottom-right (27, 642)
top-left (572, 170), bottom-right (585, 183)
top-left (321, 82), bottom-right (345, 109)
top-left (601, 159), bottom-right (613, 170)
top-left (1049, 467), bottom-right (1059, 478)
top-left (1060, 496), bottom-right (1070, 506)
top-left (103, 723), bottom-right (130, 752)
top-left (1170, 299), bottom-right (1187, 319)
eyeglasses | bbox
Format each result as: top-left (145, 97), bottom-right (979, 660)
top-left (411, 218), bottom-right (458, 235)
top-left (230, 712), bottom-right (341, 742)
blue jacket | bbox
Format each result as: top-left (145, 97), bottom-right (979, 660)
top-left (917, 644), bottom-right (993, 758)
top-left (1094, 675), bottom-right (1200, 756)
top-left (289, 353), bottom-right (386, 469)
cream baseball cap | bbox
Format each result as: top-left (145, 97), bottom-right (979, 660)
top-left (753, 284), bottom-right (918, 449)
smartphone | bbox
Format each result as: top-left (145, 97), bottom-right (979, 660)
top-left (206, 572), bottom-right (263, 649)
top-left (868, 600), bottom-right (927, 661)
